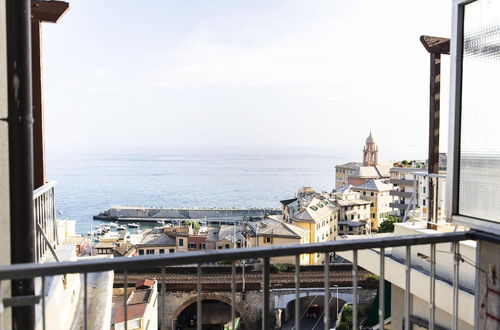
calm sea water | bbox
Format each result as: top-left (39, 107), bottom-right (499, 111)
top-left (46, 153), bottom-right (348, 234)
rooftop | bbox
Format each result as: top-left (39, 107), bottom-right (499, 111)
top-left (246, 217), bottom-right (308, 238)
top-left (352, 179), bottom-right (393, 192)
top-left (135, 228), bottom-right (176, 248)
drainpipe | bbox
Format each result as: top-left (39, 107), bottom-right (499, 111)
top-left (6, 0), bottom-right (36, 328)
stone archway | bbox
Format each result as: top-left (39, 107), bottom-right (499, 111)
top-left (171, 293), bottom-right (249, 330)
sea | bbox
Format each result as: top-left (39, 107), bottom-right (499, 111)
top-left (46, 153), bottom-right (352, 235)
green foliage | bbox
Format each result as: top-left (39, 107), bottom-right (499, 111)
top-left (182, 220), bottom-right (201, 229)
top-left (341, 305), bottom-right (353, 323)
top-left (363, 273), bottom-right (380, 281)
top-left (378, 215), bottom-right (401, 233)
top-left (402, 160), bottom-right (409, 165)
top-left (270, 264), bottom-right (284, 273)
top-left (336, 322), bottom-right (349, 330)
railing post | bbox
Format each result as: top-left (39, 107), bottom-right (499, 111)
top-left (404, 246), bottom-right (411, 330)
top-left (324, 252), bottom-right (330, 330)
top-left (474, 241), bottom-right (480, 330)
top-left (262, 257), bottom-right (270, 330)
top-left (452, 242), bottom-right (460, 330)
top-left (379, 248), bottom-right (385, 329)
top-left (295, 255), bottom-right (300, 330)
top-left (197, 263), bottom-right (202, 330)
top-left (430, 243), bottom-right (436, 330)
top-left (353, 250), bottom-right (358, 329)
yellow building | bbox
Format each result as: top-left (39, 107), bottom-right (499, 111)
top-left (352, 179), bottom-right (395, 231)
top-left (335, 162), bottom-right (361, 190)
top-left (282, 192), bottom-right (339, 264)
top-left (244, 216), bottom-right (310, 265)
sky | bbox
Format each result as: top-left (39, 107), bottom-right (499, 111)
top-left (42, 0), bottom-right (452, 161)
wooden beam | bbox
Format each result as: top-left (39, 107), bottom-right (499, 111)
top-left (32, 21), bottom-right (45, 189)
top-left (31, 1), bottom-right (69, 23)
top-left (30, 1), bottom-right (68, 187)
top-left (420, 35), bottom-right (450, 55)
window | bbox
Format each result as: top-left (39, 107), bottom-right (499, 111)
top-left (364, 205), bottom-right (366, 209)
top-left (159, 249), bottom-right (165, 254)
top-left (265, 237), bottom-right (271, 244)
top-left (357, 214), bottom-right (360, 219)
top-left (423, 186), bottom-right (426, 194)
top-left (372, 213), bottom-right (376, 218)
top-left (146, 249), bottom-right (154, 255)
top-left (423, 199), bottom-right (426, 206)
top-left (138, 249), bottom-right (144, 255)
top-left (218, 246), bottom-right (223, 250)
top-left (443, 0), bottom-right (500, 234)
top-left (200, 243), bottom-right (206, 249)
top-left (178, 238), bottom-right (184, 246)
top-left (453, 0), bottom-right (500, 227)
top-left (370, 192), bottom-right (374, 196)
top-left (225, 244), bottom-right (230, 249)
top-left (348, 226), bottom-right (353, 232)
top-left (188, 243), bottom-right (196, 249)
top-left (169, 249), bottom-right (175, 253)
top-left (351, 215), bottom-right (354, 220)
top-left (236, 242), bottom-right (241, 248)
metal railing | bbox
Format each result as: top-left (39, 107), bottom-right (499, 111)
top-left (0, 230), bottom-right (494, 330)
top-left (33, 181), bottom-right (59, 263)
top-left (397, 173), bottom-right (447, 224)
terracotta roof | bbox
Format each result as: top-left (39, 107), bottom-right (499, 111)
top-left (112, 303), bottom-right (147, 324)
top-left (135, 279), bottom-right (155, 289)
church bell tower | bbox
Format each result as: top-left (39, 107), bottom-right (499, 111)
top-left (363, 131), bottom-right (379, 166)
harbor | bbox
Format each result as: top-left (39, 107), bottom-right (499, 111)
top-left (93, 206), bottom-right (281, 223)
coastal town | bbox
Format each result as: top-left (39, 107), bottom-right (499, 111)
top-left (82, 133), bottom-right (446, 264)
top-left (3, 0), bottom-right (499, 329)
top-left (48, 132), bottom-right (457, 329)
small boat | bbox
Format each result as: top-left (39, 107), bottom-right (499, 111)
top-left (127, 223), bottom-right (139, 228)
top-left (108, 222), bottom-right (119, 228)
top-left (117, 226), bottom-right (126, 231)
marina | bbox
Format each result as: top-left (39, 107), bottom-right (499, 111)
top-left (93, 206), bottom-right (281, 224)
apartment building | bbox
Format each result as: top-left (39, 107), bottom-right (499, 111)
top-left (333, 186), bottom-right (371, 235)
top-left (111, 280), bottom-right (158, 330)
top-left (390, 167), bottom-right (447, 219)
top-left (244, 217), bottom-right (310, 264)
top-left (135, 228), bottom-right (177, 255)
top-left (335, 162), bottom-right (361, 190)
top-left (352, 179), bottom-right (395, 231)
top-left (216, 225), bottom-right (245, 249)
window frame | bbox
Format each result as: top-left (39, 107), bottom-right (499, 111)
top-left (448, 0), bottom-right (500, 234)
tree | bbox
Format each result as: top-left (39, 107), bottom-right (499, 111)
top-left (378, 216), bottom-right (401, 233)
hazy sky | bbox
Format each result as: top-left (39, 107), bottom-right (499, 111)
top-left (42, 0), bottom-right (452, 161)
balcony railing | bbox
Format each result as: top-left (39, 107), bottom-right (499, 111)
top-left (33, 181), bottom-right (59, 263)
top-left (0, 230), bottom-right (495, 330)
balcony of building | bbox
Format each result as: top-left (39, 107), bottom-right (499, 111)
top-left (2, 0), bottom-right (500, 330)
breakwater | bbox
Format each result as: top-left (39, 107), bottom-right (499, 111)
top-left (94, 206), bottom-right (281, 222)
